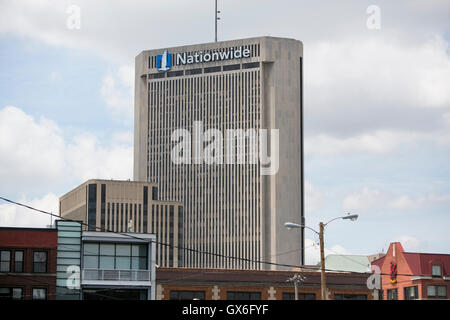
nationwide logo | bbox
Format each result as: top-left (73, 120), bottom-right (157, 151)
top-left (155, 46), bottom-right (252, 71)
top-left (157, 50), bottom-right (172, 71)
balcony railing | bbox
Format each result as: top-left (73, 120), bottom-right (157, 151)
top-left (82, 269), bottom-right (152, 283)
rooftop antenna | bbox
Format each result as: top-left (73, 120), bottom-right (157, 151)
top-left (215, 0), bottom-right (220, 42)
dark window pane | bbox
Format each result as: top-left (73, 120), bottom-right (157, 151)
top-left (185, 68), bottom-right (202, 75)
top-left (223, 64), bottom-right (241, 71)
top-left (0, 251), bottom-right (11, 272)
top-left (88, 184), bottom-right (97, 231)
top-left (227, 291), bottom-right (261, 300)
top-left (32, 288), bottom-right (46, 300)
top-left (12, 288), bottom-right (22, 300)
top-left (242, 62), bottom-right (260, 69)
top-left (14, 251), bottom-right (23, 272)
top-left (33, 251), bottom-right (47, 273)
top-left (148, 73), bottom-right (165, 79)
top-left (167, 70), bottom-right (184, 77)
top-left (170, 290), bottom-right (205, 300)
top-left (204, 66), bottom-right (221, 73)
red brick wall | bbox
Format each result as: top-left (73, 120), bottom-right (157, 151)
top-left (0, 228), bottom-right (57, 300)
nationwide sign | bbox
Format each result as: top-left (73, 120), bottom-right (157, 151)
top-left (156, 46), bottom-right (251, 71)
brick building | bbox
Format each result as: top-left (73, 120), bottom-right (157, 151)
top-left (155, 267), bottom-right (375, 300)
top-left (0, 227), bottom-right (57, 300)
top-left (372, 242), bottom-right (450, 300)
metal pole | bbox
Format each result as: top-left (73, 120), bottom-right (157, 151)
top-left (319, 222), bottom-right (327, 300)
top-left (294, 281), bottom-right (298, 300)
top-left (215, 0), bottom-right (217, 42)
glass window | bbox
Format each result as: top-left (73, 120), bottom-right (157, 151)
top-left (116, 244), bottom-right (131, 256)
top-left (14, 251), bottom-right (24, 273)
top-left (427, 285), bottom-right (436, 297)
top-left (387, 289), bottom-right (398, 300)
top-left (0, 250), bottom-right (11, 272)
top-left (32, 288), bottom-right (46, 300)
top-left (131, 257), bottom-right (147, 270)
top-left (282, 292), bottom-right (316, 300)
top-left (404, 286), bottom-right (418, 300)
top-left (170, 290), bottom-right (205, 300)
top-left (227, 291), bottom-right (261, 300)
top-left (100, 256), bottom-right (115, 269)
top-left (33, 251), bottom-right (47, 273)
top-left (132, 244), bottom-right (147, 257)
top-left (432, 265), bottom-right (442, 277)
top-left (100, 244), bottom-right (115, 256)
top-left (334, 294), bottom-right (367, 300)
top-left (84, 243), bottom-right (99, 255)
top-left (0, 288), bottom-right (21, 300)
top-left (12, 288), bottom-right (22, 300)
top-left (84, 256), bottom-right (99, 269)
top-left (437, 286), bottom-right (447, 297)
top-left (115, 256), bottom-right (131, 269)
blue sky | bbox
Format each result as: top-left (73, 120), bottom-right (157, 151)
top-left (0, 0), bottom-right (449, 264)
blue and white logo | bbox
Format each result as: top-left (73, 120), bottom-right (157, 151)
top-left (156, 50), bottom-right (172, 71)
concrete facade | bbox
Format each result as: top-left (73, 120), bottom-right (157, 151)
top-left (134, 36), bottom-right (304, 269)
top-left (59, 179), bottom-right (183, 268)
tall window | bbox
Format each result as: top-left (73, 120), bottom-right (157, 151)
top-left (404, 286), bottom-right (418, 300)
top-left (432, 265), bottom-right (442, 277)
top-left (14, 251), bottom-right (24, 273)
top-left (0, 251), bottom-right (11, 272)
top-left (87, 184), bottom-right (97, 231)
top-left (387, 289), bottom-right (398, 300)
top-left (33, 251), bottom-right (47, 273)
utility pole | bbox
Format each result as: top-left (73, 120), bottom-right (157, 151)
top-left (319, 222), bottom-right (327, 300)
top-left (215, 0), bottom-right (220, 42)
top-left (285, 214), bottom-right (358, 301)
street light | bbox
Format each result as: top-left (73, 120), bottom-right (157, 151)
top-left (284, 213), bottom-right (358, 300)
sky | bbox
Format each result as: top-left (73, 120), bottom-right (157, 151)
top-left (0, 0), bottom-right (449, 265)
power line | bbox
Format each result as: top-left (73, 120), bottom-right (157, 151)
top-left (0, 196), bottom-right (419, 277)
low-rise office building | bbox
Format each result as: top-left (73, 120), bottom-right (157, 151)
top-left (59, 179), bottom-right (183, 268)
top-left (56, 220), bottom-right (157, 300)
top-left (0, 227), bottom-right (57, 300)
top-left (155, 267), bottom-right (375, 300)
top-left (372, 242), bottom-right (450, 300)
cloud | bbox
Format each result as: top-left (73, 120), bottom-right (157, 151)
top-left (388, 193), bottom-right (450, 211)
top-left (305, 182), bottom-right (324, 213)
top-left (66, 133), bottom-right (133, 182)
top-left (305, 130), bottom-right (425, 156)
top-left (100, 65), bottom-right (134, 119)
top-left (392, 235), bottom-right (425, 252)
top-left (343, 186), bottom-right (450, 213)
top-left (342, 187), bottom-right (382, 212)
top-left (0, 106), bottom-right (66, 191)
top-left (0, 193), bottom-right (59, 227)
top-left (0, 106), bottom-right (133, 197)
top-left (306, 35), bottom-right (450, 144)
